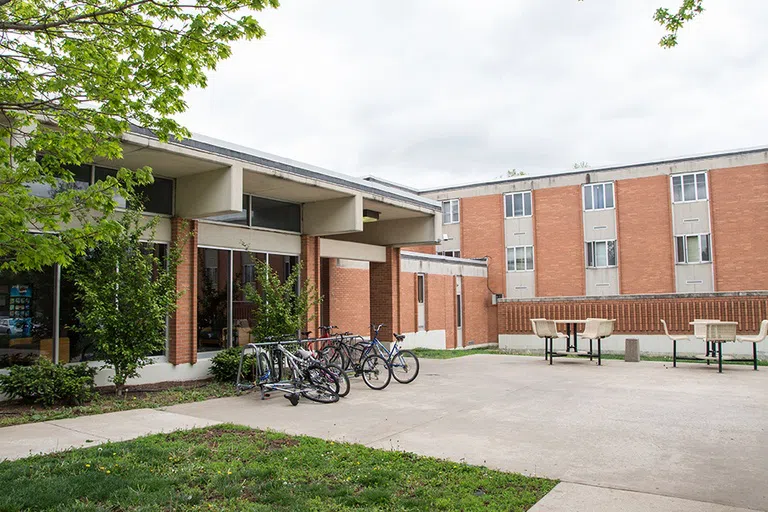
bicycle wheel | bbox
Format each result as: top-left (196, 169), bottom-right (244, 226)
top-left (318, 344), bottom-right (346, 368)
top-left (389, 350), bottom-right (420, 384)
top-left (360, 354), bottom-right (391, 390)
top-left (326, 363), bottom-right (350, 397)
top-left (351, 341), bottom-right (371, 366)
top-left (256, 351), bottom-right (272, 383)
top-left (301, 364), bottom-right (340, 403)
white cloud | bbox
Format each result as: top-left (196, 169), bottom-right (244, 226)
top-left (177, 0), bottom-right (768, 189)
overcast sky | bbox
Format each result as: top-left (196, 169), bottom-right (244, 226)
top-left (177, 0), bottom-right (768, 189)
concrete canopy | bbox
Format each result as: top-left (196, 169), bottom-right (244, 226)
top-left (99, 128), bottom-right (441, 246)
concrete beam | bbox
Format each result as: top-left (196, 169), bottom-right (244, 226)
top-left (175, 164), bottom-right (243, 218)
top-left (303, 195), bottom-right (363, 236)
top-left (333, 214), bottom-right (440, 247)
top-left (319, 239), bottom-right (386, 262)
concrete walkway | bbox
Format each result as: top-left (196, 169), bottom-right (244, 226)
top-left (0, 408), bottom-right (220, 461)
top-left (1, 355), bottom-right (766, 511)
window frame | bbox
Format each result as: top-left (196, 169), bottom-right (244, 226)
top-left (438, 250), bottom-right (461, 258)
top-left (585, 240), bottom-right (617, 268)
top-left (674, 233), bottom-right (712, 264)
top-left (442, 199), bottom-right (460, 225)
top-left (504, 191), bottom-right (533, 218)
top-left (417, 273), bottom-right (425, 304)
top-left (583, 182), bottom-right (615, 211)
top-left (506, 245), bottom-right (535, 272)
top-left (671, 172), bottom-right (708, 203)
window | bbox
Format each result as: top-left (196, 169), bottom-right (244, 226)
top-left (417, 274), bottom-right (425, 304)
top-left (506, 246), bottom-right (534, 272)
top-left (250, 196), bottom-right (301, 232)
top-left (675, 234), bottom-right (711, 264)
top-left (583, 183), bottom-right (614, 211)
top-left (456, 293), bottom-right (462, 328)
top-left (585, 240), bottom-right (617, 268)
top-left (0, 266), bottom-right (55, 368)
top-left (93, 165), bottom-right (175, 214)
top-left (135, 177), bottom-right (174, 215)
top-left (28, 163), bottom-right (91, 199)
top-left (504, 191), bottom-right (532, 218)
top-left (442, 199), bottom-right (459, 224)
top-left (438, 250), bottom-right (461, 258)
top-left (672, 172), bottom-right (707, 202)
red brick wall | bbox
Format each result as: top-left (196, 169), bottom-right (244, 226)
top-left (462, 275), bottom-right (492, 345)
top-left (424, 274), bottom-right (456, 347)
top-left (533, 186), bottom-right (585, 297)
top-left (327, 260), bottom-right (370, 335)
top-left (407, 245), bottom-right (437, 254)
top-left (168, 218), bottom-right (198, 365)
top-left (301, 235), bottom-right (321, 336)
top-left (499, 294), bottom-right (768, 335)
top-left (460, 195), bottom-right (505, 295)
top-left (616, 175), bottom-right (675, 294)
top-left (399, 272), bottom-right (417, 334)
top-left (369, 248), bottom-right (401, 342)
top-left (710, 164), bottom-right (768, 291)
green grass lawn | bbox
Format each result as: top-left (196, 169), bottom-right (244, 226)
top-left (412, 347), bottom-right (503, 359)
top-left (0, 425), bottom-right (557, 511)
top-left (0, 381), bottom-right (237, 428)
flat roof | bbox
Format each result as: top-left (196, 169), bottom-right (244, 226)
top-left (128, 125), bottom-right (441, 212)
top-left (416, 144), bottom-right (768, 194)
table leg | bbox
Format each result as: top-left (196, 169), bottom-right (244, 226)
top-left (753, 342), bottom-right (758, 371)
top-left (566, 323), bottom-right (572, 352)
top-left (718, 342), bottom-right (723, 373)
top-left (549, 338), bottom-right (553, 365)
top-left (673, 339), bottom-right (677, 367)
top-left (598, 338), bottom-right (602, 366)
top-left (571, 323), bottom-right (578, 352)
top-left (589, 339), bottom-right (593, 361)
top-left (544, 337), bottom-right (548, 360)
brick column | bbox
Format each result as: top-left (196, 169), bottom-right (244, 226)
top-left (369, 247), bottom-right (401, 342)
top-left (301, 235), bottom-right (322, 336)
top-left (168, 218), bottom-right (198, 365)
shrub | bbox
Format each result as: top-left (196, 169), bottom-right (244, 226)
top-left (0, 358), bottom-right (97, 406)
top-left (210, 347), bottom-right (256, 383)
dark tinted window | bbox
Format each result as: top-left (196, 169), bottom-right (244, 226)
top-left (136, 177), bottom-right (173, 215)
top-left (94, 166), bottom-right (127, 208)
top-left (251, 196), bottom-right (301, 232)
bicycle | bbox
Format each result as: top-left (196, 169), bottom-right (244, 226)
top-left (359, 324), bottom-right (420, 384)
top-left (316, 326), bottom-right (392, 390)
top-left (236, 341), bottom-right (340, 406)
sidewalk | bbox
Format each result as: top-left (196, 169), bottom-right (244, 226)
top-left (0, 408), bottom-right (219, 461)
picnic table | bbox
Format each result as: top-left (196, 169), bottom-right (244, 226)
top-left (688, 320), bottom-right (738, 373)
top-left (554, 319), bottom-right (586, 353)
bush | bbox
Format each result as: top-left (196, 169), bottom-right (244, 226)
top-left (0, 358), bottom-right (97, 406)
top-left (209, 347), bottom-right (256, 383)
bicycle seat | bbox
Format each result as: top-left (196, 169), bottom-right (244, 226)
top-left (394, 333), bottom-right (406, 342)
top-left (297, 348), bottom-right (314, 359)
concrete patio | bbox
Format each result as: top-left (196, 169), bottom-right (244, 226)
top-left (1, 354), bottom-right (766, 510)
top-left (167, 355), bottom-right (768, 511)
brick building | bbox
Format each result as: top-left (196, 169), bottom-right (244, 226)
top-left (5, 133), bottom-right (768, 388)
top-left (402, 146), bottom-right (768, 356)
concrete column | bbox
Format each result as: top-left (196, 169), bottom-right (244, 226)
top-left (369, 247), bottom-right (401, 342)
top-left (168, 218), bottom-right (198, 365)
top-left (301, 235), bottom-right (322, 336)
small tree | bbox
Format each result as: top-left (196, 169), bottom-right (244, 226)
top-left (243, 260), bottom-right (321, 342)
top-left (71, 208), bottom-right (186, 396)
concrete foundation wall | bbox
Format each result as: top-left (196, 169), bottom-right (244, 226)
top-left (399, 330), bottom-right (446, 349)
top-left (499, 334), bottom-right (767, 358)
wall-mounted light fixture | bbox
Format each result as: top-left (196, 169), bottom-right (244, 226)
top-left (362, 208), bottom-right (380, 223)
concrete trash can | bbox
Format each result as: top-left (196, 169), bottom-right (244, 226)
top-left (625, 338), bottom-right (640, 362)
